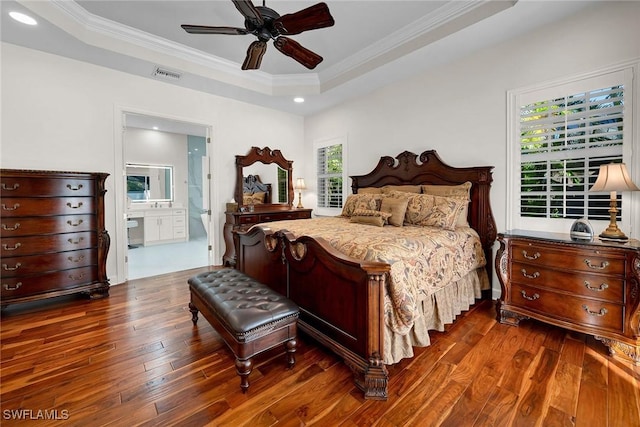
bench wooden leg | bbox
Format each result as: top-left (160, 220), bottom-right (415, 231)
top-left (285, 338), bottom-right (297, 368)
top-left (188, 302), bottom-right (199, 325)
top-left (235, 358), bottom-right (253, 393)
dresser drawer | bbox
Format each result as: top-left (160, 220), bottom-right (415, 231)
top-left (1, 231), bottom-right (96, 256)
top-left (1, 266), bottom-right (98, 298)
top-left (238, 215), bottom-right (259, 224)
top-left (511, 242), bottom-right (626, 275)
top-left (0, 176), bottom-right (95, 197)
top-left (1, 198), bottom-right (95, 217)
top-left (511, 284), bottom-right (624, 333)
top-left (510, 261), bottom-right (624, 303)
top-left (1, 249), bottom-right (96, 277)
top-left (0, 214), bottom-right (96, 238)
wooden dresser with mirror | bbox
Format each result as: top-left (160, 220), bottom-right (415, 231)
top-left (223, 147), bottom-right (311, 267)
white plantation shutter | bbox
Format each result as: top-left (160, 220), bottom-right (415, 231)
top-left (316, 144), bottom-right (343, 208)
top-left (519, 84), bottom-right (624, 221)
top-left (508, 66), bottom-right (636, 233)
top-left (315, 137), bottom-right (347, 216)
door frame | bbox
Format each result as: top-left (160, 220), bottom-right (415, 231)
top-left (113, 105), bottom-right (216, 284)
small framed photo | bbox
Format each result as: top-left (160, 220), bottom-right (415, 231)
top-left (570, 218), bottom-right (594, 241)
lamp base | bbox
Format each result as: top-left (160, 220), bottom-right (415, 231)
top-left (598, 227), bottom-right (628, 242)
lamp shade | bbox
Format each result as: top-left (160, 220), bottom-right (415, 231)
top-left (295, 178), bottom-right (307, 190)
top-left (589, 163), bottom-right (640, 192)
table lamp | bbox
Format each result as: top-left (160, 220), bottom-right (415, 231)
top-left (589, 163), bottom-right (639, 241)
top-left (295, 178), bottom-right (306, 209)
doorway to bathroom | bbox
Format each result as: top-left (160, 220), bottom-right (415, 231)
top-left (123, 113), bottom-right (211, 280)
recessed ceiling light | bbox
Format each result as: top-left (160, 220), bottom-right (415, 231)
top-left (9, 11), bottom-right (37, 26)
top-left (293, 97), bottom-right (305, 103)
top-left (152, 126), bottom-right (159, 130)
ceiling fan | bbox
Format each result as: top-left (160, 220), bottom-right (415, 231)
top-left (181, 0), bottom-right (335, 70)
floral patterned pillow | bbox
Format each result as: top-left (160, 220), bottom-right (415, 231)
top-left (341, 194), bottom-right (383, 217)
top-left (387, 191), bottom-right (466, 230)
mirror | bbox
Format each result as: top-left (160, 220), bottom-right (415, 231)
top-left (235, 147), bottom-right (294, 210)
top-left (126, 163), bottom-right (174, 203)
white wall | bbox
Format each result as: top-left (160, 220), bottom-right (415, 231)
top-left (303, 1), bottom-right (640, 296)
top-left (1, 43), bottom-right (305, 285)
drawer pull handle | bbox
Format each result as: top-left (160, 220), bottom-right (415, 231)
top-left (584, 259), bottom-right (609, 270)
top-left (66, 184), bottom-right (84, 191)
top-left (520, 290), bottom-right (540, 301)
top-left (522, 250), bottom-right (540, 260)
top-left (1, 223), bottom-right (20, 231)
top-left (69, 273), bottom-right (86, 281)
top-left (584, 281), bottom-right (609, 292)
top-left (66, 202), bottom-right (84, 209)
top-left (2, 263), bottom-right (21, 271)
top-left (68, 237), bottom-right (84, 245)
top-left (67, 219), bottom-right (84, 227)
top-left (3, 282), bottom-right (22, 291)
top-left (67, 255), bottom-right (85, 263)
top-left (2, 203), bottom-right (20, 211)
top-left (2, 243), bottom-right (21, 251)
top-left (520, 269), bottom-right (540, 279)
top-left (582, 305), bottom-right (608, 317)
top-left (1, 183), bottom-right (20, 191)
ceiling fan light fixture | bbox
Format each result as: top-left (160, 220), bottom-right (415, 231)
top-left (9, 11), bottom-right (37, 26)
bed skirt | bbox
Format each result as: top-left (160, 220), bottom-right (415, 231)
top-left (384, 267), bottom-right (489, 364)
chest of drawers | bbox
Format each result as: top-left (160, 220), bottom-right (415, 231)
top-left (496, 230), bottom-right (640, 365)
top-left (1, 169), bottom-right (110, 308)
top-left (223, 208), bottom-right (312, 267)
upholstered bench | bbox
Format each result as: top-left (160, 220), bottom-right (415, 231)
top-left (188, 269), bottom-right (299, 393)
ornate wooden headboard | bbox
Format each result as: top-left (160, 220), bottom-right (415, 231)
top-left (350, 150), bottom-right (497, 278)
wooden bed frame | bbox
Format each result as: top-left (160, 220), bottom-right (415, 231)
top-left (236, 150), bottom-right (497, 399)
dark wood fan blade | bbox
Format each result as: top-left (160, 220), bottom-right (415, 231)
top-left (242, 40), bottom-right (267, 70)
top-left (232, 0), bottom-right (263, 27)
top-left (273, 2), bottom-right (334, 36)
top-left (273, 37), bottom-right (323, 69)
top-left (181, 25), bottom-right (249, 35)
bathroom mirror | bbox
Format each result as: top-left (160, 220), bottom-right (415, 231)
top-left (126, 163), bottom-right (174, 203)
top-left (235, 147), bottom-right (293, 210)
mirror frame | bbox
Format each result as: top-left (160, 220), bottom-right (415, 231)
top-left (126, 163), bottom-right (174, 203)
top-left (235, 146), bottom-right (294, 210)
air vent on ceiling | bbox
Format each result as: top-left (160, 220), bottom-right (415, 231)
top-left (152, 67), bottom-right (182, 80)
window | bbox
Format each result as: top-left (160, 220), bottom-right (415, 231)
top-left (314, 136), bottom-right (347, 216)
top-left (508, 66), bottom-right (636, 233)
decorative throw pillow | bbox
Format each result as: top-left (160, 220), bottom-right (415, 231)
top-left (352, 208), bottom-right (392, 220)
top-left (358, 187), bottom-right (383, 194)
top-left (350, 215), bottom-right (386, 227)
top-left (242, 192), bottom-right (265, 205)
top-left (396, 192), bottom-right (467, 230)
top-left (380, 196), bottom-right (409, 227)
top-left (341, 194), bottom-right (382, 217)
top-left (381, 184), bottom-right (421, 194)
top-left (421, 182), bottom-right (472, 227)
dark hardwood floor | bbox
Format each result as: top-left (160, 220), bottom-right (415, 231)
top-left (1, 267), bottom-right (639, 426)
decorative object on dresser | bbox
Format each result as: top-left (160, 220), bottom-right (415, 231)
top-left (1, 169), bottom-right (110, 309)
top-left (589, 162), bottom-right (639, 241)
top-left (236, 150), bottom-right (497, 399)
top-left (496, 230), bottom-right (640, 365)
top-left (223, 147), bottom-right (312, 267)
top-left (294, 178), bottom-right (306, 209)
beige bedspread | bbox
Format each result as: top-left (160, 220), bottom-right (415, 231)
top-left (256, 216), bottom-right (486, 337)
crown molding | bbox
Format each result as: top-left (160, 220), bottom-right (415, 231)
top-left (19, 0), bottom-right (515, 97)
top-left (319, 0), bottom-right (516, 89)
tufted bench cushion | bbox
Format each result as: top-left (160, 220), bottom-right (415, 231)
top-left (188, 268), bottom-right (299, 392)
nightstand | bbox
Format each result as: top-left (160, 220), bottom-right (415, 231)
top-left (496, 230), bottom-right (640, 365)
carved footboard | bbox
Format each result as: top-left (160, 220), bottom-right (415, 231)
top-left (237, 225), bottom-right (392, 400)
